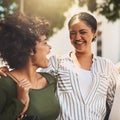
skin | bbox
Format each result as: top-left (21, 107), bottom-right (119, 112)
top-left (31, 35), bottom-right (51, 68)
top-left (0, 34), bottom-right (51, 115)
top-left (69, 20), bottom-right (96, 70)
top-left (13, 34), bottom-right (51, 91)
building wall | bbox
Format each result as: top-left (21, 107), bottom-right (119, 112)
top-left (101, 19), bottom-right (120, 63)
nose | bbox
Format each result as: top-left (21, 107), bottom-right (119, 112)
top-left (76, 32), bottom-right (81, 40)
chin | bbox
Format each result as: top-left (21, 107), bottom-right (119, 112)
top-left (42, 64), bottom-right (49, 68)
top-left (75, 49), bottom-right (84, 53)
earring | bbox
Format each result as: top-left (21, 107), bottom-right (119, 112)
top-left (92, 36), bottom-right (96, 42)
top-left (30, 51), bottom-right (34, 56)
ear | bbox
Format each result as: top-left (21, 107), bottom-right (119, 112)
top-left (93, 31), bottom-right (97, 38)
top-left (92, 32), bottom-right (97, 42)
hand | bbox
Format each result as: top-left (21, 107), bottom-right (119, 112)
top-left (17, 79), bottom-right (32, 114)
top-left (0, 66), bottom-right (8, 76)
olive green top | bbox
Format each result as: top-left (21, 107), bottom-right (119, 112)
top-left (0, 72), bottom-right (60, 120)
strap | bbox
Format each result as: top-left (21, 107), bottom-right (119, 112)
top-left (5, 71), bottom-right (19, 84)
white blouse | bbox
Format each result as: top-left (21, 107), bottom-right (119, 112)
top-left (76, 67), bottom-right (92, 100)
top-left (41, 53), bottom-right (119, 120)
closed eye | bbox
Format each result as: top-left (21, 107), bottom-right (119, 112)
top-left (70, 31), bottom-right (76, 36)
top-left (79, 31), bottom-right (87, 34)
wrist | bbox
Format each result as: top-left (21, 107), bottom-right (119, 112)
top-left (20, 101), bottom-right (29, 115)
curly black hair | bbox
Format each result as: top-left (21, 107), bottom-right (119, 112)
top-left (0, 13), bottom-right (50, 69)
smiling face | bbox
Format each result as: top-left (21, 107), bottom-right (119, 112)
top-left (31, 35), bottom-right (51, 68)
top-left (69, 20), bottom-right (96, 54)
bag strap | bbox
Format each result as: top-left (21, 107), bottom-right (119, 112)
top-left (5, 71), bottom-right (19, 84)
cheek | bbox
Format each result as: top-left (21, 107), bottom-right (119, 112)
top-left (70, 34), bottom-right (74, 39)
top-left (69, 35), bottom-right (74, 42)
top-left (70, 39), bottom-right (74, 45)
top-left (85, 34), bottom-right (93, 41)
top-left (33, 54), bottom-right (49, 67)
top-left (39, 55), bottom-right (49, 68)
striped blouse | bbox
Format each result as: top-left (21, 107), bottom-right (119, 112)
top-left (41, 53), bottom-right (119, 120)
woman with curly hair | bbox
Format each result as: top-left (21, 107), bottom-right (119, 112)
top-left (0, 13), bottom-right (60, 120)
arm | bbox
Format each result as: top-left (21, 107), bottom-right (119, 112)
top-left (40, 55), bottom-right (59, 76)
top-left (0, 83), bottom-right (24, 120)
top-left (0, 77), bottom-right (31, 120)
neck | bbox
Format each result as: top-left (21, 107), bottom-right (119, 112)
top-left (75, 50), bottom-right (92, 58)
top-left (72, 51), bottom-right (93, 70)
top-left (10, 63), bottom-right (40, 83)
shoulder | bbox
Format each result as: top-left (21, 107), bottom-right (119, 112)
top-left (0, 76), bottom-right (10, 84)
top-left (94, 55), bottom-right (115, 66)
top-left (40, 72), bottom-right (57, 84)
top-left (93, 55), bottom-right (119, 74)
top-left (48, 53), bottom-right (71, 69)
top-left (93, 56), bottom-right (119, 90)
top-left (0, 76), bottom-right (14, 90)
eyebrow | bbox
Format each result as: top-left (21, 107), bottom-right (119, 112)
top-left (70, 29), bottom-right (88, 32)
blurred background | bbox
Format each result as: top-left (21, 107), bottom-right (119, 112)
top-left (0, 0), bottom-right (120, 66)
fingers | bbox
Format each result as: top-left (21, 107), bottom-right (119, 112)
top-left (17, 79), bottom-right (31, 105)
top-left (18, 79), bottom-right (32, 91)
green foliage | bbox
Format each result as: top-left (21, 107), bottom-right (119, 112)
top-left (0, 0), bottom-right (74, 37)
top-left (79, 0), bottom-right (97, 12)
top-left (24, 0), bottom-right (74, 37)
top-left (0, 0), bottom-right (120, 38)
top-left (78, 0), bottom-right (120, 22)
top-left (0, 0), bottom-right (18, 19)
top-left (99, 0), bottom-right (120, 22)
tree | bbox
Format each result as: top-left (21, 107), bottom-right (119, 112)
top-left (0, 0), bottom-right (18, 19)
top-left (0, 0), bottom-right (74, 37)
top-left (23, 0), bottom-right (74, 36)
top-left (78, 0), bottom-right (120, 22)
top-left (0, 0), bottom-right (120, 37)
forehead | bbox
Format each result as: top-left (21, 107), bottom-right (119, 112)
top-left (38, 35), bottom-right (46, 41)
top-left (69, 20), bottom-right (91, 31)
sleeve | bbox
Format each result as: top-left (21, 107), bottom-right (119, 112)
top-left (0, 80), bottom-right (25, 120)
top-left (40, 55), bottom-right (59, 77)
top-left (106, 61), bottom-right (120, 110)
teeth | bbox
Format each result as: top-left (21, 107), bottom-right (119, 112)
top-left (75, 41), bottom-right (84, 44)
